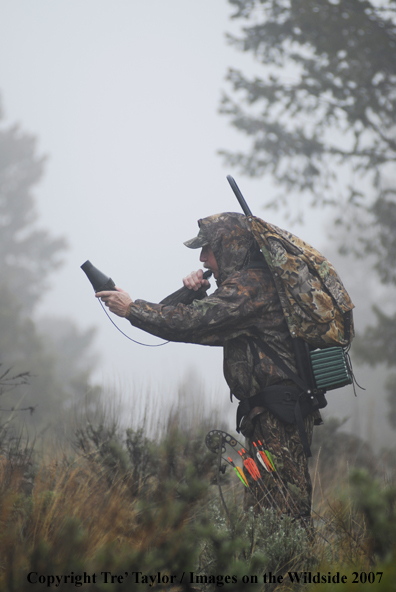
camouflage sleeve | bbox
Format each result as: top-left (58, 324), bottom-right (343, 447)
top-left (126, 273), bottom-right (265, 346)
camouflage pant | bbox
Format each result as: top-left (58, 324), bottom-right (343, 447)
top-left (243, 408), bottom-right (315, 520)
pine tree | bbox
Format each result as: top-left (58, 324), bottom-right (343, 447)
top-left (220, 0), bottom-right (396, 428)
top-left (0, 95), bottom-right (99, 430)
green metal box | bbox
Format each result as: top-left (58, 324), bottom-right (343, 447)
top-left (309, 347), bottom-right (352, 391)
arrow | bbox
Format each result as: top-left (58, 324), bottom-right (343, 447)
top-left (228, 457), bottom-right (249, 487)
top-left (253, 442), bottom-right (273, 473)
top-left (257, 440), bottom-right (276, 470)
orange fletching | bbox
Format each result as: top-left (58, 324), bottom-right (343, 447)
top-left (243, 457), bottom-right (261, 480)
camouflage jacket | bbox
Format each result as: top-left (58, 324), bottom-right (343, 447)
top-left (126, 213), bottom-right (298, 401)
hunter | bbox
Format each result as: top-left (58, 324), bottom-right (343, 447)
top-left (96, 212), bottom-right (323, 520)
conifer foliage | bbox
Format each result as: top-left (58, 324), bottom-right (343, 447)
top-left (221, 0), bottom-right (396, 213)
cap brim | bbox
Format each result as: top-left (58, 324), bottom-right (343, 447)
top-left (183, 235), bottom-right (208, 249)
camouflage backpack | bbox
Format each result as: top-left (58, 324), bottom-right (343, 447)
top-left (248, 216), bottom-right (355, 350)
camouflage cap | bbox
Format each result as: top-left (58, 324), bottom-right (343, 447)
top-left (183, 227), bottom-right (208, 249)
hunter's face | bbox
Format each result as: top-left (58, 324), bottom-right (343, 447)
top-left (200, 245), bottom-right (219, 279)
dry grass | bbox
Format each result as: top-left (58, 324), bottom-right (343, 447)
top-left (0, 389), bottom-right (395, 591)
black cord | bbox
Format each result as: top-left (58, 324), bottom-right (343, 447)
top-left (344, 345), bottom-right (365, 395)
top-left (98, 299), bottom-right (170, 347)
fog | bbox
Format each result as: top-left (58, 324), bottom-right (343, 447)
top-left (0, 1), bottom-right (393, 447)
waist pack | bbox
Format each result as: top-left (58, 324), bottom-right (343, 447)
top-left (236, 385), bottom-right (322, 458)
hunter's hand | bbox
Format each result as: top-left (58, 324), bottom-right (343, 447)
top-left (95, 287), bottom-right (133, 317)
top-left (182, 269), bottom-right (211, 292)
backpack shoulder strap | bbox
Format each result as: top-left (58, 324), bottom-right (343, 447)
top-left (248, 335), bottom-right (309, 393)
